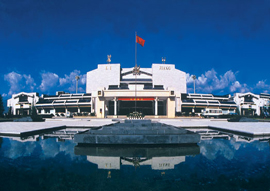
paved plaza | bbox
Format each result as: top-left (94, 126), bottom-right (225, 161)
top-left (0, 119), bottom-right (118, 136)
top-left (0, 118), bottom-right (270, 137)
top-left (158, 119), bottom-right (270, 136)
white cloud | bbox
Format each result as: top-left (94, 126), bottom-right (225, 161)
top-left (4, 72), bottom-right (23, 95)
top-left (186, 73), bottom-right (194, 84)
top-left (230, 81), bottom-right (241, 92)
top-left (59, 70), bottom-right (86, 93)
top-left (4, 71), bottom-right (36, 95)
top-left (3, 138), bottom-right (82, 161)
top-left (187, 69), bottom-right (237, 93)
top-left (4, 70), bottom-right (87, 96)
top-left (187, 69), bottom-right (252, 94)
top-left (199, 140), bottom-right (235, 160)
top-left (256, 80), bottom-right (269, 89)
top-left (23, 74), bottom-right (36, 91)
top-left (238, 83), bottom-right (250, 93)
top-left (39, 72), bottom-right (59, 92)
top-left (2, 93), bottom-right (7, 97)
top-left (197, 75), bottom-right (207, 86)
top-left (254, 80), bottom-right (270, 93)
top-left (4, 140), bottom-right (37, 159)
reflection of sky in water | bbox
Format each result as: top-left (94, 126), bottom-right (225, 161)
top-left (0, 137), bottom-right (270, 190)
top-left (0, 137), bottom-right (84, 161)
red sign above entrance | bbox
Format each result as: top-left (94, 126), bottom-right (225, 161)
top-left (118, 97), bottom-right (155, 101)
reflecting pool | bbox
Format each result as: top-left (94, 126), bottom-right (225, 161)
top-left (0, 128), bottom-right (270, 191)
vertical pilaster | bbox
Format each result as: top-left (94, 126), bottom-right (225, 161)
top-left (167, 97), bottom-right (175, 118)
top-left (155, 97), bottom-right (158, 116)
top-left (114, 98), bottom-right (117, 116)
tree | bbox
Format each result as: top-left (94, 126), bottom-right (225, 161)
top-left (0, 95), bottom-right (5, 117)
top-left (30, 102), bottom-right (44, 122)
top-left (31, 103), bottom-right (38, 117)
top-left (7, 107), bottom-right (13, 118)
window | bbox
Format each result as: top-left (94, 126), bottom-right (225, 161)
top-left (19, 95), bottom-right (28, 102)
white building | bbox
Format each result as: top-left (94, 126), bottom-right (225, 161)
top-left (86, 63), bottom-right (187, 118)
top-left (35, 92), bottom-right (92, 116)
top-left (181, 93), bottom-right (237, 116)
top-left (7, 92), bottom-right (39, 116)
top-left (7, 91), bottom-right (92, 117)
top-left (234, 92), bottom-right (270, 116)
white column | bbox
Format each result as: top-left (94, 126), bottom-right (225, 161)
top-left (78, 107), bottom-right (81, 113)
top-left (90, 97), bottom-right (93, 113)
top-left (155, 97), bottom-right (158, 116)
top-left (114, 98), bottom-right (117, 116)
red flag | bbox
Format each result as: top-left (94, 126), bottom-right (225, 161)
top-left (136, 35), bottom-right (145, 47)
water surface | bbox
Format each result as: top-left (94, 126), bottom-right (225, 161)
top-left (0, 129), bottom-right (270, 191)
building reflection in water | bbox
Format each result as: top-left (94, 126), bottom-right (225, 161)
top-left (74, 144), bottom-right (200, 171)
top-left (187, 127), bottom-right (270, 144)
top-left (3, 127), bottom-right (270, 144)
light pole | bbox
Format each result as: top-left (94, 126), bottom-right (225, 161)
top-left (75, 75), bottom-right (80, 93)
top-left (192, 75), bottom-right (196, 94)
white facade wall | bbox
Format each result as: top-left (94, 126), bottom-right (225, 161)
top-left (87, 63), bottom-right (187, 94)
top-left (152, 64), bottom-right (186, 112)
top-left (86, 64), bottom-right (121, 93)
top-left (152, 64), bottom-right (186, 93)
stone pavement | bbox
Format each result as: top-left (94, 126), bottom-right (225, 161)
top-left (1, 118), bottom-right (270, 137)
top-left (158, 119), bottom-right (270, 136)
top-left (0, 119), bottom-right (117, 136)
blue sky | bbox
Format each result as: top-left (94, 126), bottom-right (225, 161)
top-left (1, 0), bottom-right (270, 98)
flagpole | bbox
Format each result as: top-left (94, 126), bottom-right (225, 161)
top-left (135, 31), bottom-right (137, 112)
top-left (135, 31), bottom-right (137, 67)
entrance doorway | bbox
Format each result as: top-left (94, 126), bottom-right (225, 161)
top-left (242, 109), bottom-right (255, 116)
top-left (108, 100), bottom-right (166, 116)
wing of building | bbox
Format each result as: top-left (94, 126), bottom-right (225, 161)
top-left (7, 92), bottom-right (39, 116)
top-left (234, 92), bottom-right (270, 116)
top-left (181, 93), bottom-right (237, 116)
